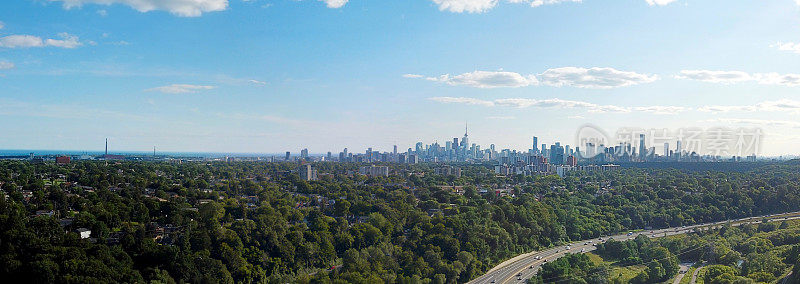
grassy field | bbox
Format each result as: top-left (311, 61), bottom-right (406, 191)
top-left (585, 252), bottom-right (647, 283)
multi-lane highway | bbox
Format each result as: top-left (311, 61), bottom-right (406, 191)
top-left (469, 211), bottom-right (800, 284)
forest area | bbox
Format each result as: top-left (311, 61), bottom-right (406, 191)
top-left (0, 160), bottom-right (799, 283)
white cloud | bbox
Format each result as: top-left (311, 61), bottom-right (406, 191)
top-left (675, 70), bottom-right (752, 84)
top-left (97, 9), bottom-right (108, 16)
top-left (45, 33), bottom-right (83, 48)
top-left (49, 0), bottom-right (229, 17)
top-left (410, 67), bottom-right (655, 89)
top-left (429, 96), bottom-right (496, 106)
top-left (0, 61), bottom-right (14, 70)
top-left (677, 70), bottom-right (800, 86)
top-left (706, 118), bottom-right (800, 128)
top-left (753, 73), bottom-right (800, 86)
top-left (320, 0), bottom-right (348, 8)
top-left (495, 98), bottom-right (632, 113)
top-left (0, 35), bottom-right (44, 48)
top-left (528, 0), bottom-right (581, 8)
top-left (146, 84), bottom-right (215, 94)
top-left (0, 33), bottom-right (83, 49)
top-left (486, 115), bottom-right (515, 120)
top-left (538, 67), bottom-right (658, 89)
top-left (431, 0), bottom-right (499, 13)
top-left (699, 99), bottom-right (800, 113)
top-left (248, 79), bottom-right (266, 85)
top-left (426, 70), bottom-right (538, 88)
top-left (772, 42), bottom-right (800, 54)
top-left (645, 0), bottom-right (677, 6)
top-left (431, 0), bottom-right (579, 13)
top-left (428, 96), bottom-right (685, 114)
top-left (632, 106), bottom-right (691, 114)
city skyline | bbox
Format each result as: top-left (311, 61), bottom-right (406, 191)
top-left (2, 1), bottom-right (800, 155)
top-left (4, 125), bottom-right (767, 163)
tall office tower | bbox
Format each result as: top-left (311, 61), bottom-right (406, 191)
top-left (285, 151), bottom-right (291, 161)
top-left (639, 134), bottom-right (646, 158)
top-left (393, 145), bottom-right (398, 155)
top-left (676, 140), bottom-right (682, 154)
top-left (105, 138), bottom-right (108, 155)
top-left (664, 143), bottom-right (669, 157)
top-left (327, 152), bottom-right (332, 160)
top-left (298, 164), bottom-right (317, 181)
top-left (301, 148), bottom-right (309, 159)
top-left (453, 138), bottom-right (459, 150)
top-left (532, 136), bottom-right (538, 154)
top-left (490, 144), bottom-right (495, 152)
top-left (461, 123), bottom-right (469, 148)
top-left (343, 148), bottom-right (348, 157)
top-left (565, 145), bottom-right (571, 157)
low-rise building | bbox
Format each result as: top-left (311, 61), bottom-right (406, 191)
top-left (359, 165), bottom-right (389, 177)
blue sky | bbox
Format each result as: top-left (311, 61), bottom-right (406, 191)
top-left (1, 0), bottom-right (800, 156)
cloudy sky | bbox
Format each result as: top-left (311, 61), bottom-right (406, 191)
top-left (1, 0), bottom-right (800, 155)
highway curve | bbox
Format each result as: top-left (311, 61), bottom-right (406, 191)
top-left (469, 211), bottom-right (800, 284)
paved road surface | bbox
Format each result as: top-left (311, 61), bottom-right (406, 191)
top-left (689, 264), bottom-right (705, 284)
top-left (671, 263), bottom-right (693, 284)
top-left (469, 211), bottom-right (800, 284)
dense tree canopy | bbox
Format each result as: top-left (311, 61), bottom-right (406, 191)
top-left (0, 160), bottom-right (798, 283)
